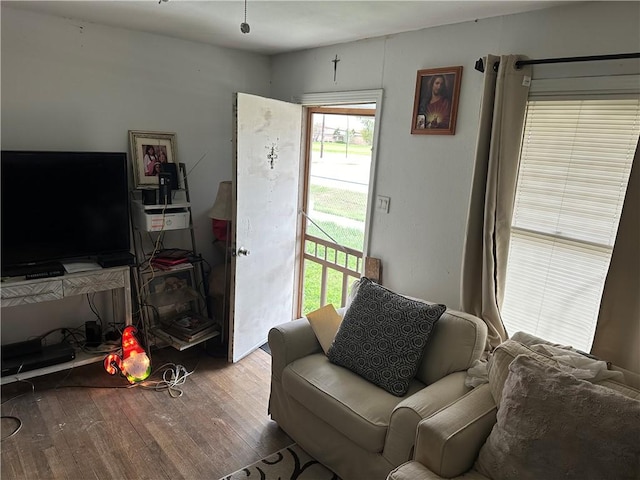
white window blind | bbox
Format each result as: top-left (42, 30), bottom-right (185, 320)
top-left (501, 94), bottom-right (640, 351)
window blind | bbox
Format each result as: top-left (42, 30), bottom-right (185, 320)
top-left (501, 95), bottom-right (640, 351)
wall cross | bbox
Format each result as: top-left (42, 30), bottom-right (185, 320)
top-left (332, 55), bottom-right (340, 82)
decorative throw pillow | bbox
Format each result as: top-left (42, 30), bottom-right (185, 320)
top-left (306, 304), bottom-right (343, 354)
top-left (475, 354), bottom-right (640, 480)
top-left (327, 277), bottom-right (446, 396)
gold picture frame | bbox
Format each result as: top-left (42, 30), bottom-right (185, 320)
top-left (128, 130), bottom-right (178, 188)
top-left (411, 66), bottom-right (463, 135)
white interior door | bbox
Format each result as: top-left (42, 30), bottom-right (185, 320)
top-left (230, 92), bottom-right (302, 362)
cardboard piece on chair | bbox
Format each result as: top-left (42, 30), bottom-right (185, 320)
top-left (306, 304), bottom-right (343, 355)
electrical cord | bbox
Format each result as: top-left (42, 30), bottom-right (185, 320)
top-left (184, 152), bottom-right (207, 180)
top-left (1, 380), bottom-right (34, 441)
top-left (140, 201), bottom-right (169, 295)
top-left (136, 362), bottom-right (196, 398)
top-left (145, 231), bottom-right (165, 252)
top-left (30, 326), bottom-right (121, 357)
top-left (1, 416), bottom-right (22, 440)
top-left (52, 361), bottom-right (197, 398)
top-left (86, 292), bottom-right (103, 327)
top-left (37, 327), bottom-right (68, 343)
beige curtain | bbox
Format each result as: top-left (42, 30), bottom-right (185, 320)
top-left (591, 142), bottom-right (639, 373)
top-left (460, 55), bottom-right (531, 349)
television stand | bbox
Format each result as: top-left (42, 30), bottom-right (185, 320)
top-left (0, 265), bottom-right (132, 385)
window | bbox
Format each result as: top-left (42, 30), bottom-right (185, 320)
top-left (501, 85), bottom-right (640, 351)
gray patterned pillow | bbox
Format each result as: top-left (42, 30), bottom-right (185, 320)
top-left (327, 278), bottom-right (446, 396)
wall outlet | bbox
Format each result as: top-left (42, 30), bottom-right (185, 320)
top-left (376, 195), bottom-right (390, 213)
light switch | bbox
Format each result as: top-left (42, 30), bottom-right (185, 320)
top-left (376, 195), bottom-right (390, 213)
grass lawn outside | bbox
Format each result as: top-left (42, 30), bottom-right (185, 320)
top-left (303, 220), bottom-right (364, 314)
top-left (303, 260), bottom-right (359, 313)
top-left (310, 185), bottom-right (367, 222)
top-left (311, 141), bottom-right (371, 157)
top-left (306, 221), bottom-right (363, 252)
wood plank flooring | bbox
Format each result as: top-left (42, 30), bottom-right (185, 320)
top-left (1, 345), bottom-right (292, 480)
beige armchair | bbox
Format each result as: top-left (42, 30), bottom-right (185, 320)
top-left (268, 304), bottom-right (488, 480)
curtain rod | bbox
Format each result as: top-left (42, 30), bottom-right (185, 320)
top-left (474, 52), bottom-right (640, 73)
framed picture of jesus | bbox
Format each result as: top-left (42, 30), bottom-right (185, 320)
top-left (411, 66), bottom-right (463, 135)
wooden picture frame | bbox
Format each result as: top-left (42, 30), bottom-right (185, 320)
top-left (129, 130), bottom-right (178, 188)
top-left (411, 66), bottom-right (463, 135)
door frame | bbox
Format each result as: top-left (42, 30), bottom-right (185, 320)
top-left (294, 89), bottom-right (384, 315)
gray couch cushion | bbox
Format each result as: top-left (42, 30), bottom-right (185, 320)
top-left (327, 277), bottom-right (446, 396)
top-left (488, 339), bottom-right (640, 407)
top-left (282, 353), bottom-right (425, 452)
top-left (476, 354), bottom-right (640, 480)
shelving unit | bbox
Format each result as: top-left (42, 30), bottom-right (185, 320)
top-left (0, 265), bottom-right (132, 385)
top-left (130, 163), bottom-right (219, 351)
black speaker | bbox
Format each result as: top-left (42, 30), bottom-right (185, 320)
top-left (158, 172), bottom-right (172, 205)
top-left (85, 321), bottom-right (102, 347)
top-left (160, 163), bottom-right (179, 190)
top-left (142, 188), bottom-right (156, 205)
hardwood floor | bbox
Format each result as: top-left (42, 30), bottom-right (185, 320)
top-left (1, 345), bottom-right (292, 480)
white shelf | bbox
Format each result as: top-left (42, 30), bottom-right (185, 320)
top-left (150, 326), bottom-right (221, 352)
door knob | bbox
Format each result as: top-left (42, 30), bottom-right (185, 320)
top-left (235, 247), bottom-right (250, 257)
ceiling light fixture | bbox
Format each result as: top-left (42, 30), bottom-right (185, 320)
top-left (240, 0), bottom-right (250, 34)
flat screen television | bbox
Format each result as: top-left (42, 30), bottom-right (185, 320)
top-left (1, 151), bottom-right (131, 275)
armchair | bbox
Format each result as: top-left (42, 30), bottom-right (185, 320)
top-left (268, 303), bottom-right (488, 480)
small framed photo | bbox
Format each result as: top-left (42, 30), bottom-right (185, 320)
top-left (411, 66), bottom-right (463, 135)
top-left (129, 130), bottom-right (177, 188)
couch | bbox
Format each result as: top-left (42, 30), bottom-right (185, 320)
top-left (387, 334), bottom-right (640, 480)
top-left (268, 285), bottom-right (488, 480)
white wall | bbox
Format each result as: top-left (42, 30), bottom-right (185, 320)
top-left (270, 1), bottom-right (640, 307)
top-left (1, 6), bottom-right (271, 263)
top-left (1, 6), bottom-right (271, 340)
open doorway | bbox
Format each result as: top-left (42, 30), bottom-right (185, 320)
top-left (298, 105), bottom-right (376, 316)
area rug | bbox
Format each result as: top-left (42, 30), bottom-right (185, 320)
top-left (220, 443), bottom-right (340, 480)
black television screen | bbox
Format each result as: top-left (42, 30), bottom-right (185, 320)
top-left (1, 151), bottom-right (131, 272)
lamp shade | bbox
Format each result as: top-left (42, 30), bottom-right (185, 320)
top-left (208, 181), bottom-right (233, 221)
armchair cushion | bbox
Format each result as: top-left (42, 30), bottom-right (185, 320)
top-left (475, 354), bottom-right (640, 480)
top-left (282, 352), bottom-right (425, 452)
top-left (328, 277), bottom-right (446, 396)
